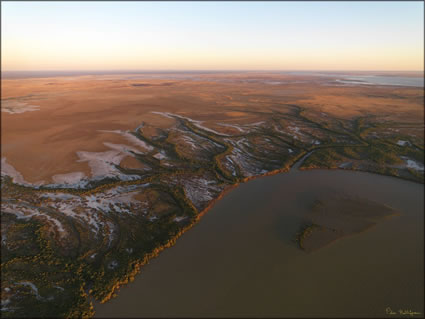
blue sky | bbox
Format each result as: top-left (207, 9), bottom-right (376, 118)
top-left (2, 1), bottom-right (423, 70)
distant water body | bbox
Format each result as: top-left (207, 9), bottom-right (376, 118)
top-left (336, 75), bottom-right (424, 87)
top-left (287, 71), bottom-right (424, 87)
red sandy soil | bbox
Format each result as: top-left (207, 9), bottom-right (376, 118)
top-left (2, 73), bottom-right (423, 183)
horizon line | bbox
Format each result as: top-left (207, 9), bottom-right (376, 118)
top-left (2, 69), bottom-right (424, 80)
top-left (2, 69), bottom-right (424, 72)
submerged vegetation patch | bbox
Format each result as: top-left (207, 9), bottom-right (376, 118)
top-left (294, 197), bottom-right (400, 253)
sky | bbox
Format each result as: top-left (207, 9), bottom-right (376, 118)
top-left (1, 1), bottom-right (424, 71)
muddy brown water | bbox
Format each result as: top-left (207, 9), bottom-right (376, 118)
top-left (94, 168), bottom-right (424, 318)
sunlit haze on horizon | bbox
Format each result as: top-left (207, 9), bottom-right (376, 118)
top-left (1, 1), bottom-right (424, 71)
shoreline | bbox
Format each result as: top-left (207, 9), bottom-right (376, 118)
top-left (91, 152), bottom-right (421, 313)
top-left (91, 156), bottom-right (302, 307)
top-left (298, 166), bottom-right (424, 185)
top-left (91, 162), bottom-right (424, 318)
top-left (1, 151), bottom-right (422, 316)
